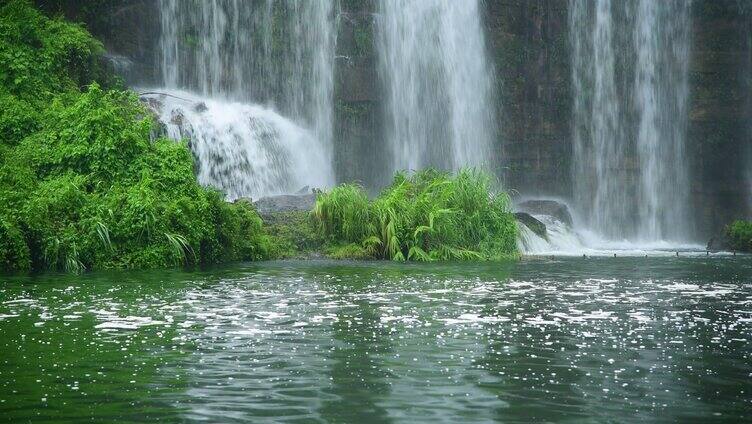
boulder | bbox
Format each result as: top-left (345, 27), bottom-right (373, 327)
top-left (518, 200), bottom-right (573, 226)
top-left (253, 193), bottom-right (318, 217)
top-left (514, 212), bottom-right (547, 240)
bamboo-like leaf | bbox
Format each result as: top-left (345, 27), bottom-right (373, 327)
top-left (95, 221), bottom-right (113, 252)
top-left (165, 232), bottom-right (196, 264)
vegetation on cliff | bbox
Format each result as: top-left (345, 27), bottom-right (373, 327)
top-left (312, 169), bottom-right (518, 261)
top-left (0, 0), bottom-right (273, 272)
top-left (726, 220), bottom-right (752, 252)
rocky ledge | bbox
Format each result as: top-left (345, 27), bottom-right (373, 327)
top-left (517, 200), bottom-right (573, 227)
top-left (247, 192), bottom-right (318, 220)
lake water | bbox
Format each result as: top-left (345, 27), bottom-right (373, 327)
top-left (1, 258), bottom-right (751, 423)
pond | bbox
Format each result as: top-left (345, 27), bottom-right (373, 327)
top-left (1, 257), bottom-right (751, 423)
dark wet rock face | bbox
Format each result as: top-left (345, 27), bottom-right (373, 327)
top-left (514, 212), bottom-right (548, 240)
top-left (706, 228), bottom-right (732, 252)
top-left (518, 200), bottom-right (573, 227)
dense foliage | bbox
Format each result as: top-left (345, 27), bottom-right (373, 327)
top-left (0, 0), bottom-right (273, 272)
top-left (313, 169), bottom-right (518, 261)
top-left (261, 210), bottom-right (325, 258)
top-left (726, 220), bottom-right (752, 252)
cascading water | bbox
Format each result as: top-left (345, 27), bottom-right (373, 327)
top-left (571, 0), bottom-right (628, 239)
top-left (376, 0), bottom-right (496, 174)
top-left (633, 0), bottom-right (691, 240)
top-left (517, 213), bottom-right (714, 257)
top-left (156, 0), bottom-right (336, 199)
top-left (149, 90), bottom-right (331, 201)
top-left (570, 0), bottom-right (692, 242)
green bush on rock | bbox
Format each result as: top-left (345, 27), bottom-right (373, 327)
top-left (0, 1), bottom-right (273, 273)
top-left (726, 220), bottom-right (752, 252)
top-left (313, 169), bottom-right (518, 261)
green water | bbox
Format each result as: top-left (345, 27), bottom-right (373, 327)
top-left (1, 257), bottom-right (751, 423)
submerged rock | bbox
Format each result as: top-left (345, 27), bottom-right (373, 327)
top-left (514, 212), bottom-right (547, 240)
top-left (518, 200), bottom-right (573, 227)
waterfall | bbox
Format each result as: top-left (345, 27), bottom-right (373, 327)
top-left (149, 90), bottom-right (331, 201)
top-left (570, 0), bottom-right (692, 242)
top-left (743, 1), bottom-right (752, 213)
top-left (633, 0), bottom-right (691, 241)
top-left (157, 0), bottom-right (336, 199)
top-left (376, 0), bottom-right (496, 174)
top-left (571, 0), bottom-right (628, 240)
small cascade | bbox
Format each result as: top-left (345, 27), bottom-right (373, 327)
top-left (376, 0), bottom-right (496, 174)
top-left (517, 215), bottom-right (589, 255)
top-left (151, 91), bottom-right (332, 201)
top-left (516, 223), bottom-right (551, 254)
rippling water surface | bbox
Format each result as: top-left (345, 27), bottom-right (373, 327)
top-left (1, 258), bottom-right (751, 423)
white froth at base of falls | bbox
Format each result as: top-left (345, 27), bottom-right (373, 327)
top-left (151, 90), bottom-right (334, 200)
top-left (517, 214), bottom-right (709, 257)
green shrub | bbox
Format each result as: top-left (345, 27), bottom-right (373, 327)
top-left (313, 169), bottom-right (518, 261)
top-left (2, 86), bottom-right (275, 272)
top-left (326, 243), bottom-right (373, 260)
top-left (0, 218), bottom-right (31, 271)
top-left (727, 220), bottom-right (752, 252)
top-left (0, 94), bottom-right (39, 145)
top-left (0, 1), bottom-right (274, 273)
top-left (262, 210), bottom-right (324, 258)
top-left (312, 184), bottom-right (373, 242)
top-left (0, 0), bottom-right (108, 103)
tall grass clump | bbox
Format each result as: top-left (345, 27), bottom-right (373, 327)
top-left (312, 184), bottom-right (373, 242)
top-left (313, 169), bottom-right (518, 261)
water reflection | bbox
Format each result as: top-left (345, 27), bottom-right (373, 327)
top-left (0, 258), bottom-right (751, 422)
top-left (319, 296), bottom-right (393, 423)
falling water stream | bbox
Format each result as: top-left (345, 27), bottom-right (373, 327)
top-left (377, 0), bottom-right (496, 174)
top-left (743, 1), bottom-right (752, 211)
top-left (570, 0), bottom-right (692, 243)
top-left (151, 90), bottom-right (332, 200)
